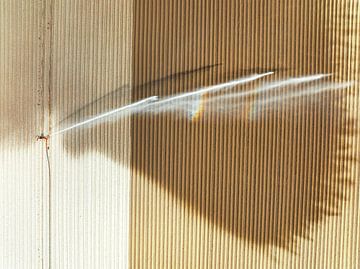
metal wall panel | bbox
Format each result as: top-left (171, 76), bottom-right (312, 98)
top-left (130, 0), bottom-right (360, 268)
top-left (2, 0), bottom-right (133, 268)
top-left (0, 1), bottom-right (46, 268)
top-left (48, 0), bottom-right (133, 268)
top-left (1, 0), bottom-right (359, 268)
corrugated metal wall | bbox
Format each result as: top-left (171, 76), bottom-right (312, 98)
top-left (0, 1), bottom-right (46, 268)
top-left (130, 0), bottom-right (360, 268)
top-left (48, 0), bottom-right (133, 268)
top-left (1, 0), bottom-right (133, 268)
top-left (1, 0), bottom-right (359, 268)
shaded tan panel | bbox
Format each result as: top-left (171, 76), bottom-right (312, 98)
top-left (48, 0), bottom-right (133, 268)
top-left (130, 0), bottom-right (359, 268)
top-left (0, 0), bottom-right (47, 268)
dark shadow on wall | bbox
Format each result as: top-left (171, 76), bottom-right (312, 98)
top-left (58, 0), bottom-right (359, 254)
top-left (61, 69), bottom-right (358, 252)
top-left (129, 0), bottom-right (359, 252)
top-left (130, 75), bottom-right (357, 251)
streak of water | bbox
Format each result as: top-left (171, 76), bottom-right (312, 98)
top-left (50, 73), bottom-right (351, 136)
top-left (235, 81), bottom-right (353, 116)
top-left (205, 74), bottom-right (331, 105)
top-left (50, 96), bottom-right (159, 136)
top-left (51, 73), bottom-right (272, 135)
top-left (143, 74), bottom-right (333, 117)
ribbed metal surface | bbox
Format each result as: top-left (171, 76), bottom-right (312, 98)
top-left (1, 0), bottom-right (359, 268)
top-left (2, 0), bottom-right (133, 268)
top-left (48, 0), bottom-right (133, 268)
top-left (0, 1), bottom-right (45, 268)
top-left (130, 0), bottom-right (360, 268)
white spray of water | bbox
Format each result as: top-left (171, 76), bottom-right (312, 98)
top-left (50, 96), bottom-right (159, 136)
top-left (206, 74), bottom-right (331, 105)
top-left (50, 72), bottom-right (351, 136)
top-left (246, 81), bottom-right (353, 113)
top-left (142, 74), bottom-right (332, 117)
top-left (218, 81), bottom-right (352, 117)
top-left (133, 72), bottom-right (274, 115)
top-left (51, 72), bottom-right (273, 135)
top-left (151, 72), bottom-right (273, 105)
